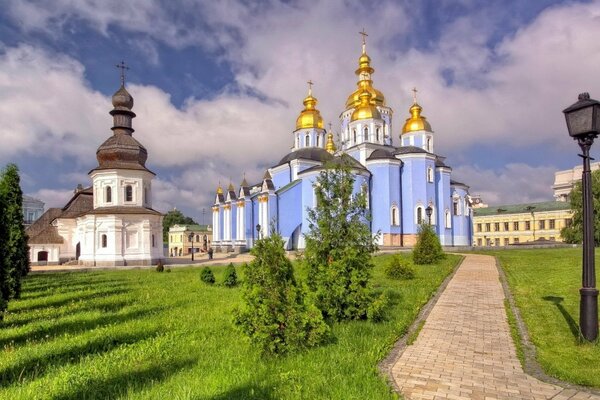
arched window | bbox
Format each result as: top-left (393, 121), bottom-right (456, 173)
top-left (195, 234), bottom-right (199, 242)
top-left (391, 205), bottom-right (399, 226)
top-left (105, 186), bottom-right (112, 203)
top-left (125, 185), bottom-right (133, 202)
top-left (101, 234), bottom-right (107, 248)
top-left (364, 126), bottom-right (369, 141)
top-left (144, 187), bottom-right (148, 204)
top-left (416, 206), bottom-right (423, 225)
top-left (376, 127), bottom-right (380, 142)
top-left (152, 234), bottom-right (156, 247)
top-left (305, 134), bottom-right (310, 147)
top-left (453, 198), bottom-right (460, 216)
top-left (445, 210), bottom-right (452, 228)
top-left (353, 129), bottom-right (357, 143)
top-left (427, 137), bottom-right (432, 151)
top-left (427, 167), bottom-right (434, 183)
top-left (316, 135), bottom-right (320, 147)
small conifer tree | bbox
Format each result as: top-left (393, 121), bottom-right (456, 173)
top-left (200, 267), bottom-right (215, 284)
top-left (234, 229), bottom-right (328, 355)
top-left (222, 263), bottom-right (238, 287)
top-left (412, 223), bottom-right (445, 265)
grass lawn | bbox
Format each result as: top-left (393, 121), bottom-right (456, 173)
top-left (0, 253), bottom-right (460, 400)
top-left (487, 247), bottom-right (600, 387)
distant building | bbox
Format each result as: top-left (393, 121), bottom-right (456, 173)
top-left (470, 194), bottom-right (488, 209)
top-left (23, 195), bottom-right (44, 226)
top-left (553, 162), bottom-right (600, 202)
top-left (473, 201), bottom-right (573, 246)
top-left (168, 224), bottom-right (212, 257)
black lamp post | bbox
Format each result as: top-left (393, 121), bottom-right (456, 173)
top-left (564, 92), bottom-right (600, 342)
top-left (256, 224), bottom-right (261, 240)
top-left (188, 233), bottom-right (194, 261)
top-left (425, 205), bottom-right (433, 225)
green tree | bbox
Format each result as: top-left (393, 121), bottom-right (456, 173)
top-left (162, 209), bottom-right (197, 242)
top-left (234, 229), bottom-right (329, 355)
top-left (0, 164), bottom-right (29, 303)
top-left (412, 223), bottom-right (445, 265)
top-left (303, 158), bottom-right (378, 321)
top-left (561, 169), bottom-right (600, 244)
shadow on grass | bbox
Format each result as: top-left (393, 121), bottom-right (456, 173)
top-left (23, 274), bottom-right (122, 292)
top-left (9, 287), bottom-right (131, 313)
top-left (51, 358), bottom-right (197, 400)
top-left (20, 278), bottom-right (129, 301)
top-left (206, 385), bottom-right (277, 400)
top-left (0, 328), bottom-right (159, 386)
top-left (543, 295), bottom-right (580, 339)
top-left (0, 306), bottom-right (161, 348)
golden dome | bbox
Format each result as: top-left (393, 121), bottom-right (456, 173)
top-left (402, 102), bottom-right (432, 134)
top-left (295, 86), bottom-right (324, 130)
top-left (344, 37), bottom-right (385, 109)
top-left (216, 184), bottom-right (223, 194)
top-left (351, 90), bottom-right (381, 121)
top-left (325, 131), bottom-right (336, 154)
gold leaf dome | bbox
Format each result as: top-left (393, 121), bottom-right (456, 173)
top-left (295, 88), bottom-right (324, 130)
top-left (402, 102), bottom-right (432, 134)
top-left (351, 90), bottom-right (381, 121)
top-left (345, 37), bottom-right (386, 109)
top-left (325, 131), bottom-right (336, 154)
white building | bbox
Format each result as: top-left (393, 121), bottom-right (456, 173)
top-left (553, 161), bottom-right (600, 202)
top-left (27, 82), bottom-right (164, 266)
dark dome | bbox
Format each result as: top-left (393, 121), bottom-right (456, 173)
top-left (276, 147), bottom-right (334, 167)
top-left (112, 85), bottom-right (134, 110)
top-left (95, 133), bottom-right (149, 171)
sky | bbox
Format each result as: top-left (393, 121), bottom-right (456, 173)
top-left (1, 0), bottom-right (600, 222)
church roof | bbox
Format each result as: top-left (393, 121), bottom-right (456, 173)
top-left (275, 147), bottom-right (334, 167)
top-left (60, 188), bottom-right (94, 218)
top-left (87, 206), bottom-right (163, 216)
top-left (26, 208), bottom-right (64, 244)
top-left (450, 180), bottom-right (469, 188)
top-left (394, 146), bottom-right (430, 155)
top-left (299, 153), bottom-right (369, 175)
top-left (367, 148), bottom-right (398, 161)
top-left (435, 156), bottom-right (450, 168)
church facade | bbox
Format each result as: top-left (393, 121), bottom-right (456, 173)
top-left (27, 80), bottom-right (164, 266)
top-left (212, 39), bottom-right (472, 251)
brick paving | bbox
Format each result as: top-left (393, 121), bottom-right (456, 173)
top-left (390, 254), bottom-right (600, 400)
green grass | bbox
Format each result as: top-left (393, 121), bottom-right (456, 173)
top-left (0, 254), bottom-right (460, 400)
top-left (486, 247), bottom-right (600, 387)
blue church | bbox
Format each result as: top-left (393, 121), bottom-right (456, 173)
top-left (211, 37), bottom-right (472, 251)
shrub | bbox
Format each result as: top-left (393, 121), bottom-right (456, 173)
top-left (367, 291), bottom-right (390, 322)
top-left (222, 263), bottom-right (237, 287)
top-left (156, 261), bottom-right (164, 272)
top-left (200, 267), bottom-right (215, 284)
top-left (166, 268), bottom-right (172, 273)
top-left (412, 224), bottom-right (445, 265)
top-left (234, 230), bottom-right (329, 355)
top-left (384, 255), bottom-right (415, 280)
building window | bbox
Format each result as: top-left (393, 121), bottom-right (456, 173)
top-left (550, 236), bottom-right (555, 241)
top-left (152, 234), bottom-right (156, 247)
top-left (316, 135), bottom-right (320, 147)
top-left (427, 137), bottom-right (432, 151)
top-left (494, 238), bottom-right (500, 246)
top-left (539, 220), bottom-right (546, 230)
top-left (376, 127), bottom-right (380, 141)
top-left (125, 185), bottom-right (133, 202)
top-left (391, 205), bottom-right (399, 226)
top-left (416, 206), bottom-right (423, 225)
top-left (101, 234), bottom-right (107, 248)
top-left (504, 238), bottom-right (509, 246)
top-left (513, 221), bottom-right (519, 231)
top-left (525, 221), bottom-right (531, 230)
top-left (105, 186), bottom-right (112, 203)
top-left (445, 210), bottom-right (451, 228)
top-left (565, 218), bottom-right (573, 227)
top-left (427, 167), bottom-right (434, 183)
top-left (305, 134), bottom-right (310, 147)
top-left (549, 219), bottom-right (556, 229)
top-left (494, 222), bottom-right (500, 231)
top-left (485, 223), bottom-right (491, 232)
top-left (144, 187), bottom-right (148, 205)
top-left (504, 222), bottom-right (509, 231)
top-left (364, 126), bottom-right (368, 141)
top-left (477, 238), bottom-right (482, 246)
top-left (477, 223), bottom-right (482, 232)
top-left (514, 238), bottom-right (519, 244)
top-left (353, 129), bottom-right (357, 143)
top-left (453, 201), bottom-right (459, 216)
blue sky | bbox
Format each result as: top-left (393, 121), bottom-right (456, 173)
top-left (0, 0), bottom-right (599, 222)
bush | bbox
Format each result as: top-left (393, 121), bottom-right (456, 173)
top-left (412, 224), bottom-right (445, 265)
top-left (200, 267), bottom-right (215, 284)
top-left (222, 263), bottom-right (238, 287)
top-left (367, 291), bottom-right (391, 322)
top-left (156, 261), bottom-right (164, 272)
top-left (166, 268), bottom-right (172, 273)
top-left (384, 255), bottom-right (415, 280)
top-left (234, 230), bottom-right (329, 355)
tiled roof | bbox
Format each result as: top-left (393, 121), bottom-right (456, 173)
top-left (26, 208), bottom-right (64, 244)
top-left (474, 201), bottom-right (571, 216)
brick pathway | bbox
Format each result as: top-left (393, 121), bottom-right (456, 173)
top-left (390, 254), bottom-right (600, 400)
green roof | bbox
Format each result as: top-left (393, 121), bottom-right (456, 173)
top-left (473, 201), bottom-right (571, 217)
top-left (275, 179), bottom-right (301, 195)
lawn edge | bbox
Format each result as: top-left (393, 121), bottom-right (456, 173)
top-left (495, 256), bottom-right (600, 396)
top-left (378, 254), bottom-right (464, 396)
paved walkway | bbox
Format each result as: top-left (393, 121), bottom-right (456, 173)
top-left (390, 254), bottom-right (600, 400)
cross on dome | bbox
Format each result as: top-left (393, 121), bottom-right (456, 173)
top-left (115, 60), bottom-right (130, 86)
top-left (412, 87), bottom-right (418, 103)
top-left (307, 79), bottom-right (314, 95)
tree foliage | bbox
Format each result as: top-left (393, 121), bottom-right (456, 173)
top-left (0, 164), bottom-right (30, 319)
top-left (412, 223), bottom-right (445, 265)
top-left (303, 159), bottom-right (378, 321)
top-left (561, 169), bottom-right (600, 244)
top-left (162, 209), bottom-right (197, 242)
top-left (222, 263), bottom-right (238, 287)
top-left (234, 230), bottom-right (329, 355)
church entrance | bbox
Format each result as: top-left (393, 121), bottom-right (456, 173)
top-left (37, 251), bottom-right (48, 264)
top-left (76, 242), bottom-right (81, 260)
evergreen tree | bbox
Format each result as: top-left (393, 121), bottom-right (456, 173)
top-left (162, 209), bottom-right (197, 242)
top-left (0, 176), bottom-right (7, 319)
top-left (412, 223), bottom-right (445, 265)
top-left (303, 158), bottom-right (378, 321)
top-left (561, 169), bottom-right (600, 244)
top-left (234, 229), bottom-right (328, 355)
top-left (0, 164), bottom-right (29, 301)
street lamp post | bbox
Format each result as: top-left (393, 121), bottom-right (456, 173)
top-left (256, 224), bottom-right (261, 240)
top-left (188, 233), bottom-right (194, 261)
top-left (425, 205), bottom-right (433, 225)
top-left (564, 92), bottom-right (600, 341)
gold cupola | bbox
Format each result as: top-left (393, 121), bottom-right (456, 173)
top-left (325, 130), bottom-right (336, 154)
top-left (216, 183), bottom-right (223, 195)
top-left (295, 81), bottom-right (324, 130)
top-left (345, 31), bottom-right (386, 109)
top-left (402, 88), bottom-right (432, 134)
top-left (351, 89), bottom-right (381, 121)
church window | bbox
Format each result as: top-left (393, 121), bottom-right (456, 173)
top-left (427, 137), bottom-right (432, 151)
top-left (101, 234), bottom-right (107, 248)
top-left (427, 167), bottom-right (434, 183)
top-left (152, 234), bottom-right (156, 247)
top-left (376, 127), bottom-right (380, 142)
top-left (316, 135), bottom-right (320, 147)
top-left (416, 206), bottom-right (423, 225)
top-left (353, 129), bottom-right (357, 143)
top-left (445, 210), bottom-right (451, 228)
top-left (391, 205), bottom-right (399, 226)
top-left (144, 187), bottom-right (148, 205)
top-left (364, 127), bottom-right (369, 141)
top-left (105, 186), bottom-right (112, 203)
top-left (125, 185), bottom-right (133, 202)
top-left (453, 199), bottom-right (459, 215)
top-left (305, 134), bottom-right (310, 147)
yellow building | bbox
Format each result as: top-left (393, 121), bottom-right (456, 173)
top-left (473, 201), bottom-right (573, 246)
top-left (168, 224), bottom-right (212, 257)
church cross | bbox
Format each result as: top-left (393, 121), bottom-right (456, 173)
top-left (307, 79), bottom-right (313, 95)
top-left (359, 28), bottom-right (368, 45)
top-left (115, 60), bottom-right (130, 86)
top-left (412, 87), bottom-right (418, 103)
